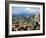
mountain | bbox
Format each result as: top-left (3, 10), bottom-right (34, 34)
top-left (12, 11), bottom-right (35, 17)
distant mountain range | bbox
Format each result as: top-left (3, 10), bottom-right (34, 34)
top-left (12, 11), bottom-right (36, 17)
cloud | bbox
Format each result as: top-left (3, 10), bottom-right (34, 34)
top-left (12, 7), bottom-right (40, 15)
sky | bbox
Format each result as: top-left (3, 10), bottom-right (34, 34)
top-left (12, 7), bottom-right (40, 16)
